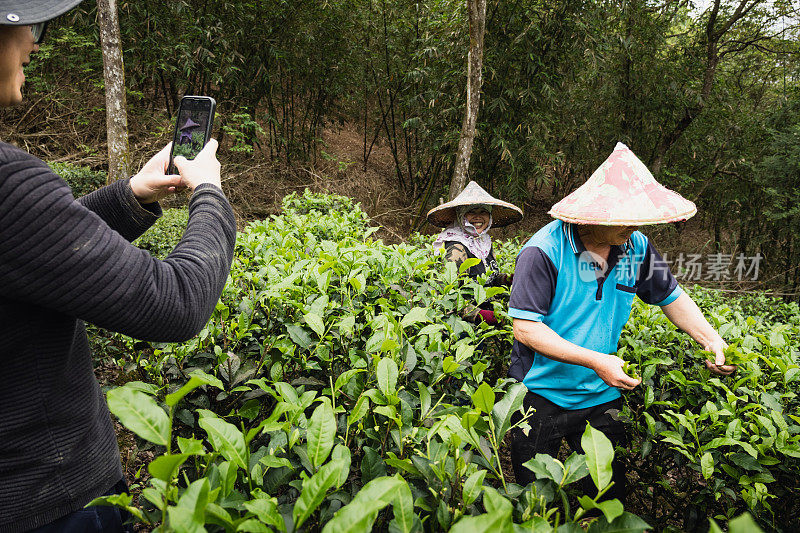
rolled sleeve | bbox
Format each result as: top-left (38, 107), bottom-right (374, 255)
top-left (508, 246), bottom-right (557, 322)
top-left (654, 284), bottom-right (683, 306)
top-left (508, 307), bottom-right (545, 322)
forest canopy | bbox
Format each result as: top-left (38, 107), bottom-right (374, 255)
top-left (6, 0), bottom-right (800, 294)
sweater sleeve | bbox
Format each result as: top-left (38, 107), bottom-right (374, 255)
top-left (76, 177), bottom-right (161, 242)
top-left (0, 144), bottom-right (236, 342)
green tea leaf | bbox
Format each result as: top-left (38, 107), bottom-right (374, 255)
top-left (491, 382), bottom-right (527, 442)
top-left (482, 488), bottom-right (510, 516)
top-left (218, 461), bottom-right (237, 498)
top-left (472, 361), bottom-right (489, 380)
top-left (167, 506), bottom-right (205, 533)
top-left (582, 423), bottom-right (614, 492)
top-left (165, 369), bottom-right (224, 407)
top-left (586, 511), bottom-right (651, 532)
top-left (563, 453), bottom-right (590, 485)
top-left (474, 284), bottom-right (487, 306)
top-left (86, 493), bottom-right (144, 522)
top-left (389, 477), bottom-right (416, 533)
top-left (769, 327), bottom-right (786, 348)
top-left (338, 315), bottom-right (356, 336)
top-left (123, 380), bottom-right (159, 396)
top-left (304, 312), bottom-right (325, 338)
top-left (243, 498), bottom-right (286, 532)
top-left (701, 452), bottom-right (714, 480)
top-left (361, 446), bottom-right (386, 483)
top-left (175, 478), bottom-right (210, 525)
top-left (148, 453), bottom-right (190, 482)
top-left (462, 470), bottom-right (486, 506)
top-left (259, 455), bottom-right (293, 469)
top-left (321, 476), bottom-right (407, 533)
top-left (177, 437), bottom-right (205, 455)
top-left (307, 400), bottom-right (336, 470)
top-left (451, 487), bottom-right (513, 533)
top-left (400, 306), bottom-right (431, 329)
top-left (726, 513), bottom-right (766, 533)
top-left (377, 357), bottom-right (399, 398)
top-left (459, 257), bottom-right (481, 274)
top-left (286, 324), bottom-right (312, 349)
top-left (348, 394), bottom-right (370, 426)
top-left (293, 458), bottom-right (349, 529)
top-left (522, 453), bottom-right (565, 483)
top-left (471, 382), bottom-right (495, 414)
top-left (442, 356), bottom-right (460, 374)
top-left (236, 519), bottom-right (271, 532)
top-left (199, 417), bottom-right (248, 471)
top-left (106, 386), bottom-right (169, 446)
top-left (331, 444), bottom-right (352, 487)
top-left (418, 383), bottom-right (431, 419)
top-left (335, 369), bottom-right (363, 393)
top-left (374, 405), bottom-right (397, 420)
top-left (596, 498), bottom-right (624, 523)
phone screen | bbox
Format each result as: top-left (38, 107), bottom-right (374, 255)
top-left (169, 96), bottom-right (215, 173)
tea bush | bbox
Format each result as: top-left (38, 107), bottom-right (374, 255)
top-left (96, 190), bottom-right (650, 532)
top-left (50, 161), bottom-right (107, 197)
top-left (619, 289), bottom-right (800, 530)
top-left (96, 191), bottom-right (784, 532)
top-left (133, 208), bottom-right (190, 259)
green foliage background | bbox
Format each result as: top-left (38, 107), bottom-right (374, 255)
top-left (24, 0), bottom-right (798, 292)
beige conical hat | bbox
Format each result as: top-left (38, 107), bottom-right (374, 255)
top-left (548, 143), bottom-right (697, 225)
top-left (427, 181), bottom-right (523, 228)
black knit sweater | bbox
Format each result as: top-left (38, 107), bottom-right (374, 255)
top-left (0, 142), bottom-right (236, 532)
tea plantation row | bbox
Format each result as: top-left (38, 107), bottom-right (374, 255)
top-left (90, 191), bottom-right (798, 532)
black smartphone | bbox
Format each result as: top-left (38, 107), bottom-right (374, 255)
top-left (168, 95), bottom-right (216, 174)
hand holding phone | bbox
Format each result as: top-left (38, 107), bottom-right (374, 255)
top-left (168, 96), bottom-right (216, 175)
top-left (174, 138), bottom-right (221, 191)
top-left (129, 143), bottom-right (183, 203)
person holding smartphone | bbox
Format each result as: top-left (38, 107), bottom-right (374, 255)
top-left (0, 1), bottom-right (236, 531)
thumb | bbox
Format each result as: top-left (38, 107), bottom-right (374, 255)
top-left (173, 155), bottom-right (189, 173)
top-left (194, 138), bottom-right (219, 161)
top-left (620, 375), bottom-right (640, 389)
top-left (151, 173), bottom-right (182, 188)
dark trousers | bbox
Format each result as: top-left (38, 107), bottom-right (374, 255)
top-left (28, 479), bottom-right (133, 533)
top-left (510, 392), bottom-right (628, 503)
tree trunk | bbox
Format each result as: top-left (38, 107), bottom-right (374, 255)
top-left (449, 0), bottom-right (487, 200)
top-left (98, 0), bottom-right (130, 183)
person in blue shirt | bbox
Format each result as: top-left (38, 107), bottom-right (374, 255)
top-left (508, 143), bottom-right (735, 501)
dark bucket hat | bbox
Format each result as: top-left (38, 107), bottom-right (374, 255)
top-left (0, 0), bottom-right (83, 25)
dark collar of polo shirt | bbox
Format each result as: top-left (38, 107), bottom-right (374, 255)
top-left (563, 222), bottom-right (633, 300)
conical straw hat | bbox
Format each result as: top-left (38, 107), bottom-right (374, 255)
top-left (548, 143), bottom-right (697, 225)
top-left (181, 117), bottom-right (199, 130)
top-left (427, 181), bottom-right (523, 228)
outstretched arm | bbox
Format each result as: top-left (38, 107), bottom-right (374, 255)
top-left (0, 142), bottom-right (235, 343)
top-left (661, 292), bottom-right (736, 376)
top-left (513, 318), bottom-right (641, 390)
top-left (77, 144), bottom-right (183, 241)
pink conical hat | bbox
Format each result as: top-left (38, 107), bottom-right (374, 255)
top-left (427, 181), bottom-right (523, 228)
top-left (548, 142), bottom-right (697, 225)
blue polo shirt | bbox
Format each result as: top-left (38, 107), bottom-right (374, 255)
top-left (508, 220), bottom-right (681, 409)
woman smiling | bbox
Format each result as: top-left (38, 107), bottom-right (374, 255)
top-left (427, 181), bottom-right (522, 325)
